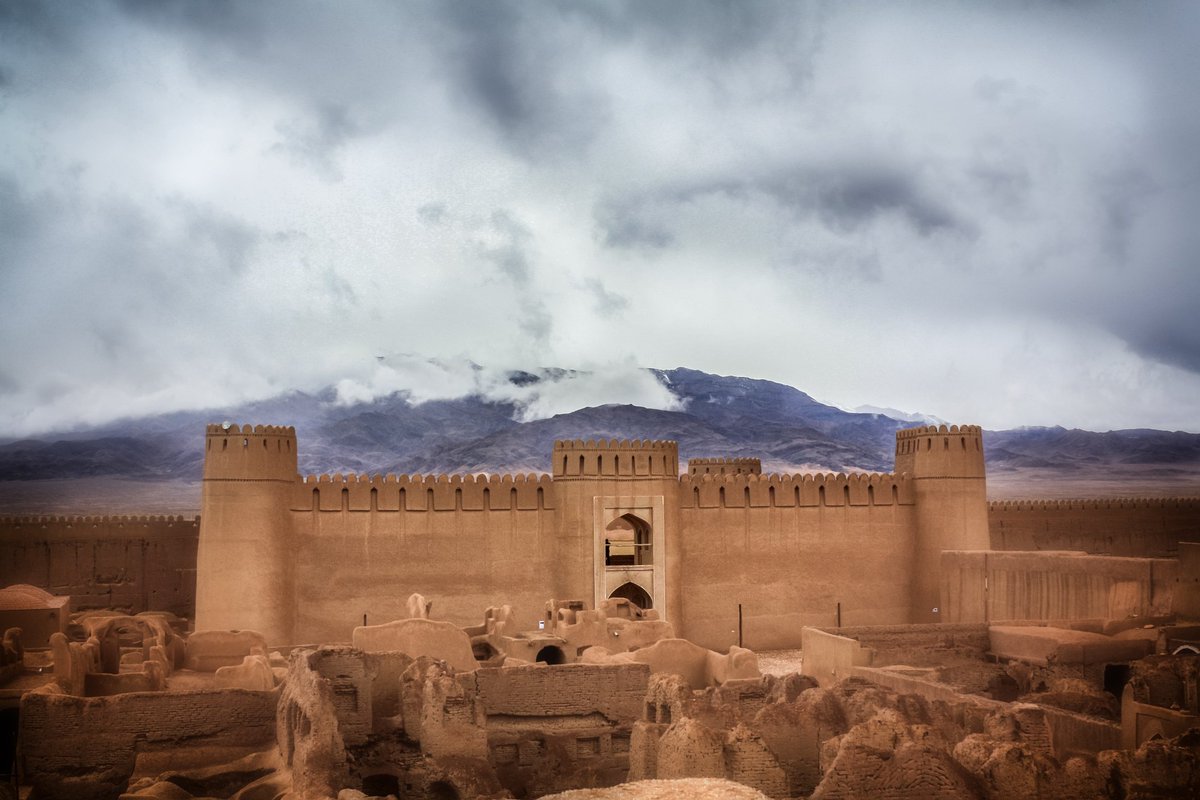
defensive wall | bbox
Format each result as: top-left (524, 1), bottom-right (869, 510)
top-left (3, 423), bottom-right (1198, 650)
top-left (940, 550), bottom-right (1178, 624)
top-left (0, 515), bottom-right (197, 619)
top-left (191, 424), bottom-right (990, 650)
top-left (988, 497), bottom-right (1200, 557)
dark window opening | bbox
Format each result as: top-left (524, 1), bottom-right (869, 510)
top-left (535, 645), bottom-right (565, 665)
top-left (605, 514), bottom-right (652, 566)
top-left (363, 775), bottom-right (401, 797)
top-left (428, 780), bottom-right (460, 800)
top-left (472, 641), bottom-right (499, 662)
top-left (1104, 663), bottom-right (1132, 698)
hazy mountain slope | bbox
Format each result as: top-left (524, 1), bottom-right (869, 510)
top-left (0, 368), bottom-right (1196, 491)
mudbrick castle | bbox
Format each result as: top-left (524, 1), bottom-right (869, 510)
top-left (1, 422), bottom-right (1199, 800)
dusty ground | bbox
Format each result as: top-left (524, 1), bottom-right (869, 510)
top-left (0, 477), bottom-right (203, 515)
top-left (755, 649), bottom-right (803, 676)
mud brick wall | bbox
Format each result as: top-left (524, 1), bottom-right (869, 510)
top-left (988, 498), bottom-right (1200, 558)
top-left (0, 515), bottom-right (198, 618)
top-left (471, 663), bottom-right (649, 721)
top-left (20, 686), bottom-right (278, 800)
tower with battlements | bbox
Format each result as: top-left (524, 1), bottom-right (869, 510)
top-left (551, 439), bottom-right (681, 625)
top-left (196, 424), bottom-right (297, 645)
top-left (894, 425), bottom-right (989, 623)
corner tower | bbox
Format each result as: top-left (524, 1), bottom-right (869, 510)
top-left (551, 439), bottom-right (680, 624)
top-left (894, 424), bottom-right (988, 623)
top-left (196, 424), bottom-right (297, 645)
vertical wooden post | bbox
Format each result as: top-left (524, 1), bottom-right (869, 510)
top-left (738, 603), bottom-right (743, 648)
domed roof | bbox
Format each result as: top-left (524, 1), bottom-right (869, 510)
top-left (0, 584), bottom-right (60, 610)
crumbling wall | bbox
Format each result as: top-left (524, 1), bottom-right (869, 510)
top-left (20, 684), bottom-right (277, 800)
top-left (0, 515), bottom-right (198, 618)
top-left (472, 662), bottom-right (648, 720)
top-left (469, 662), bottom-right (650, 797)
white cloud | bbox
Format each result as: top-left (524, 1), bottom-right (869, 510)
top-left (0, 1), bottom-right (1197, 435)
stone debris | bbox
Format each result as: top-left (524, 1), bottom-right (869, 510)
top-left (543, 777), bottom-right (772, 799)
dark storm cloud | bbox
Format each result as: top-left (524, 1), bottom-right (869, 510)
top-left (417, 203), bottom-right (448, 226)
top-left (598, 161), bottom-right (969, 253)
top-left (117, 0), bottom-right (265, 53)
top-left (593, 198), bottom-right (676, 250)
top-left (476, 210), bottom-right (552, 345)
top-left (767, 166), bottom-right (966, 237)
top-left (584, 278), bottom-right (630, 318)
top-left (272, 102), bottom-right (362, 179)
top-left (180, 202), bottom-right (263, 277)
top-left (432, 1), bottom-right (610, 157)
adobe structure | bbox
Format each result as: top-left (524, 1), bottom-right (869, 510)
top-left (195, 423), bottom-right (991, 649)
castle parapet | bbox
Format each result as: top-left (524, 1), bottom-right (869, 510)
top-left (679, 472), bottom-right (914, 508)
top-left (203, 423), bottom-right (297, 482)
top-left (894, 424), bottom-right (984, 479)
top-left (552, 438), bottom-right (679, 479)
top-left (687, 457), bottom-right (762, 476)
top-left (292, 471), bottom-right (554, 512)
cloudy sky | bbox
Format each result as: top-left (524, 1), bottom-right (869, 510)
top-left (1, 0), bottom-right (1198, 436)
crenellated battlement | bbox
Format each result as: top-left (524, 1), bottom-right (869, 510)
top-left (893, 422), bottom-right (985, 479)
top-left (0, 514), bottom-right (197, 525)
top-left (989, 497), bottom-right (1200, 512)
top-left (687, 457), bottom-right (762, 476)
top-left (552, 438), bottom-right (679, 479)
top-left (895, 424), bottom-right (982, 439)
top-left (203, 422), bottom-right (298, 482)
top-left (679, 471), bottom-right (914, 508)
top-left (204, 423), bottom-right (295, 436)
top-left (292, 471), bottom-right (555, 512)
top-left (554, 438), bottom-right (676, 450)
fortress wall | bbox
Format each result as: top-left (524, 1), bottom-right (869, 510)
top-left (676, 473), bottom-right (918, 651)
top-left (288, 473), bottom-right (558, 645)
top-left (291, 471), bottom-right (555, 513)
top-left (679, 472), bottom-right (915, 509)
top-left (0, 515), bottom-right (198, 618)
top-left (988, 497), bottom-right (1200, 557)
top-left (940, 550), bottom-right (1178, 623)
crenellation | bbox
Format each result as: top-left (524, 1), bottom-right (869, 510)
top-left (293, 469), bottom-right (558, 512)
top-left (676, 471), bottom-right (913, 509)
top-left (989, 496), bottom-right (1200, 512)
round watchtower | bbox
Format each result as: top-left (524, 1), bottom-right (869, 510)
top-left (196, 424), bottom-right (297, 645)
top-left (894, 424), bottom-right (988, 623)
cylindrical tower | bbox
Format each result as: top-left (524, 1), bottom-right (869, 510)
top-left (894, 424), bottom-right (988, 623)
top-left (551, 439), bottom-right (681, 626)
top-left (195, 423), bottom-right (297, 645)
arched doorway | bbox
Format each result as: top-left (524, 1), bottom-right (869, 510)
top-left (605, 514), bottom-right (652, 566)
top-left (609, 581), bottom-right (652, 610)
top-left (535, 645), bottom-right (566, 665)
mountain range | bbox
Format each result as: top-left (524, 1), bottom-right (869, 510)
top-left (1, 367), bottom-right (1198, 506)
